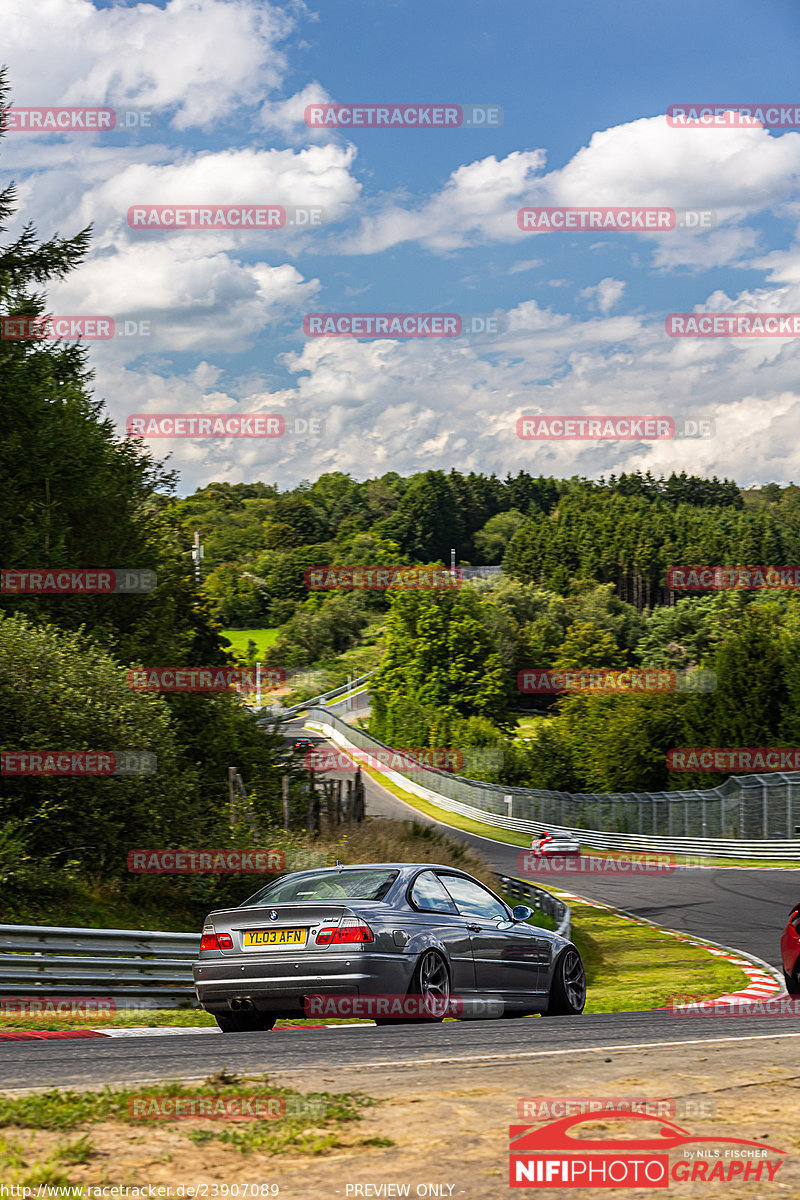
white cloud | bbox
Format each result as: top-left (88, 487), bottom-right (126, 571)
top-left (341, 150), bottom-right (547, 253)
top-left (580, 277), bottom-right (626, 314)
top-left (9, 141), bottom-right (357, 355)
top-left (258, 82), bottom-right (334, 143)
top-left (3, 0), bottom-right (298, 130)
top-left (49, 243), bottom-right (319, 354)
top-left (86, 144), bottom-right (360, 240)
top-left (341, 116), bottom-right (800, 265)
top-left (548, 116), bottom-right (800, 217)
top-left (98, 278), bottom-right (800, 492)
top-left (508, 258), bottom-right (542, 275)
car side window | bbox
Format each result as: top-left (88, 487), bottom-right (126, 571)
top-left (438, 874), bottom-right (509, 921)
top-left (410, 871), bottom-right (459, 914)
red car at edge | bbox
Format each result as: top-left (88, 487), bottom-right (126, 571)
top-left (780, 902), bottom-right (800, 994)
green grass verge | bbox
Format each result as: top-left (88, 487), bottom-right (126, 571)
top-left (0, 1071), bottom-right (377, 1180)
top-left (512, 713), bottom-right (553, 740)
top-left (567, 898), bottom-right (749, 1013)
top-left (220, 627), bottom-right (279, 657)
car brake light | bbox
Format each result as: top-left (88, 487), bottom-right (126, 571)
top-left (315, 919), bottom-right (374, 946)
top-left (200, 930), bottom-right (233, 951)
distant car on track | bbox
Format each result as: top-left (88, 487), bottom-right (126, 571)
top-left (193, 862), bottom-right (586, 1032)
top-left (292, 737), bottom-right (316, 751)
top-left (780, 902), bottom-right (800, 994)
top-left (530, 831), bottom-right (581, 856)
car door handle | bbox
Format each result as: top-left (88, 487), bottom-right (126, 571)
top-left (467, 923), bottom-right (482, 932)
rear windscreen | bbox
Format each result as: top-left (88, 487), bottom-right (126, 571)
top-left (242, 868), bottom-right (399, 905)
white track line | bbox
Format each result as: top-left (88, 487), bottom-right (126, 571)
top-left (265, 1031), bottom-right (800, 1074)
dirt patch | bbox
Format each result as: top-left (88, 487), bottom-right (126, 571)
top-left (3, 1037), bottom-right (799, 1197)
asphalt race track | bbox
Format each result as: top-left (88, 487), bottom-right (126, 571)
top-left (3, 1011), bottom-right (800, 1092)
top-left (283, 718), bottom-right (800, 972)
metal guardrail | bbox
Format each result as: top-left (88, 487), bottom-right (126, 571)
top-left (257, 670), bottom-right (378, 722)
top-left (304, 709), bottom-right (800, 857)
top-left (496, 876), bottom-right (571, 939)
top-left (0, 924), bottom-right (199, 1007)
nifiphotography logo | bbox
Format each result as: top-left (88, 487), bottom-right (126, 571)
top-left (508, 1110), bottom-right (785, 1188)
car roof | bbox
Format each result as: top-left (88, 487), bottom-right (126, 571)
top-left (282, 862), bottom-right (475, 873)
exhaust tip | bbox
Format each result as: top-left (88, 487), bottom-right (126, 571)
top-left (230, 998), bottom-right (254, 1012)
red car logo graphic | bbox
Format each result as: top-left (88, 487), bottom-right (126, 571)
top-left (510, 1109), bottom-right (785, 1155)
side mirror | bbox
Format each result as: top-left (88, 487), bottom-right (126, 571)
top-left (512, 905), bottom-right (534, 922)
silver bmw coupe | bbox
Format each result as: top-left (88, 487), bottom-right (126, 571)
top-left (193, 862), bottom-right (586, 1031)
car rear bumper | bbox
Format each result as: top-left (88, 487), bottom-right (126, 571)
top-left (193, 951), bottom-right (412, 1013)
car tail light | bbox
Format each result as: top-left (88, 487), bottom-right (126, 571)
top-left (791, 908), bottom-right (800, 929)
top-left (315, 919), bottom-right (374, 946)
top-left (200, 929), bottom-right (233, 951)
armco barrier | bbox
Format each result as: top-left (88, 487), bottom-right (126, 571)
top-left (498, 876), bottom-right (570, 939)
top-left (303, 708), bottom-right (800, 858)
top-left (0, 924), bottom-right (199, 1007)
top-left (256, 669), bottom-right (377, 723)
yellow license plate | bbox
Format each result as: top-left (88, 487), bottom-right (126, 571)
top-left (242, 927), bottom-right (306, 948)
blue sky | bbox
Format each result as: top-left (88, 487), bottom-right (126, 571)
top-left (5, 0), bottom-right (800, 491)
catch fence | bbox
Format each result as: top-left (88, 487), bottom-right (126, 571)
top-left (305, 708), bottom-right (800, 858)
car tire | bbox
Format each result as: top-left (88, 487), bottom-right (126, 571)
top-left (374, 949), bottom-right (451, 1025)
top-left (784, 969), bottom-right (800, 996)
top-left (214, 1009), bottom-right (277, 1033)
top-left (546, 948), bottom-right (586, 1015)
